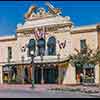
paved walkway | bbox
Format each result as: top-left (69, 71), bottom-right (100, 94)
top-left (0, 84), bottom-right (100, 96)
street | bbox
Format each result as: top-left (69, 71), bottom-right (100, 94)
top-left (0, 87), bottom-right (99, 98)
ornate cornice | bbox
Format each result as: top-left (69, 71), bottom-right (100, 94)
top-left (71, 25), bottom-right (97, 34)
top-left (0, 38), bottom-right (17, 42)
top-left (96, 24), bottom-right (100, 32)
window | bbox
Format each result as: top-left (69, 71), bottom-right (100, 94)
top-left (80, 39), bottom-right (87, 53)
top-left (37, 38), bottom-right (45, 56)
top-left (47, 36), bottom-right (56, 55)
top-left (27, 39), bottom-right (36, 57)
top-left (8, 47), bottom-right (12, 62)
top-left (80, 39), bottom-right (87, 49)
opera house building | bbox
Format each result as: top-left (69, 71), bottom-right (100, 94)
top-left (0, 2), bottom-right (100, 85)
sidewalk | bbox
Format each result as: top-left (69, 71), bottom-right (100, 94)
top-left (0, 84), bottom-right (100, 95)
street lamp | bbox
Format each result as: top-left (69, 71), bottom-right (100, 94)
top-left (21, 46), bottom-right (26, 84)
top-left (57, 53), bottom-right (61, 84)
top-left (30, 50), bottom-right (35, 88)
top-left (40, 48), bottom-right (44, 84)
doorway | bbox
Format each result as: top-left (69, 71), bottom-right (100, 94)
top-left (34, 65), bottom-right (58, 84)
top-left (44, 67), bottom-right (58, 84)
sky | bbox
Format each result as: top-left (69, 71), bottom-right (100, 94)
top-left (1, 1), bottom-right (100, 36)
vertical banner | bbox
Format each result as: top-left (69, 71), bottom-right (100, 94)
top-left (57, 40), bottom-right (66, 56)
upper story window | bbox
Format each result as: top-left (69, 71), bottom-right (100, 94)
top-left (8, 47), bottom-right (12, 62)
top-left (27, 39), bottom-right (36, 57)
top-left (47, 36), bottom-right (56, 55)
top-left (37, 38), bottom-right (45, 56)
top-left (80, 39), bottom-right (87, 53)
top-left (80, 39), bottom-right (87, 49)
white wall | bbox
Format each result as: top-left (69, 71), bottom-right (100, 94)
top-left (63, 64), bottom-right (76, 84)
top-left (0, 65), bottom-right (3, 84)
top-left (95, 64), bottom-right (100, 85)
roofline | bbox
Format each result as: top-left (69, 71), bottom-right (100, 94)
top-left (71, 24), bottom-right (97, 34)
top-left (0, 35), bottom-right (17, 42)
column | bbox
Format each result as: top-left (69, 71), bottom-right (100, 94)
top-left (28, 65), bottom-right (31, 82)
top-left (21, 64), bottom-right (25, 84)
top-left (99, 64), bottom-right (100, 85)
top-left (95, 64), bottom-right (99, 85)
top-left (41, 66), bottom-right (44, 84)
top-left (16, 65), bottom-right (20, 83)
top-left (45, 36), bottom-right (48, 56)
top-left (83, 68), bottom-right (86, 83)
top-left (58, 64), bottom-right (61, 84)
top-left (0, 65), bottom-right (3, 84)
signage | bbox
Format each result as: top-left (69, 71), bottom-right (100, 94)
top-left (3, 66), bottom-right (10, 72)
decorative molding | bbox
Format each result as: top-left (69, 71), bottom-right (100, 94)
top-left (71, 29), bottom-right (96, 34)
top-left (0, 38), bottom-right (17, 42)
top-left (71, 25), bottom-right (97, 34)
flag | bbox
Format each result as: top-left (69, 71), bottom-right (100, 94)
top-left (39, 31), bottom-right (46, 39)
top-left (32, 29), bottom-right (39, 40)
top-left (33, 28), bottom-right (49, 40)
top-left (58, 40), bottom-right (66, 49)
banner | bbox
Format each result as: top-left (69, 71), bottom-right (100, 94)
top-left (33, 28), bottom-right (48, 40)
top-left (57, 40), bottom-right (66, 49)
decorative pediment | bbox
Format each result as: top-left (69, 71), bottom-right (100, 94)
top-left (24, 6), bottom-right (37, 19)
top-left (24, 2), bottom-right (62, 21)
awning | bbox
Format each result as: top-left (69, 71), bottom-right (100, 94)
top-left (58, 62), bottom-right (69, 68)
top-left (3, 64), bottom-right (16, 72)
top-left (83, 64), bottom-right (95, 69)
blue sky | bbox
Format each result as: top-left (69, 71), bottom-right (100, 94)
top-left (1, 1), bottom-right (100, 36)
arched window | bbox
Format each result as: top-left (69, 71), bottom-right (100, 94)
top-left (47, 36), bottom-right (56, 55)
top-left (27, 39), bottom-right (36, 57)
top-left (37, 38), bottom-right (45, 56)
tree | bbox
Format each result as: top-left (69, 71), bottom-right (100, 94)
top-left (68, 47), bottom-right (96, 69)
top-left (92, 47), bottom-right (100, 85)
top-left (68, 46), bottom-right (96, 84)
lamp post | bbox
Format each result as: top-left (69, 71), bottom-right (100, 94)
top-left (21, 46), bottom-right (25, 84)
top-left (57, 53), bottom-right (61, 84)
top-left (21, 56), bottom-right (25, 84)
top-left (40, 48), bottom-right (44, 84)
top-left (30, 50), bottom-right (35, 88)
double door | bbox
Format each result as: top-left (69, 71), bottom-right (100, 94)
top-left (35, 66), bottom-right (58, 84)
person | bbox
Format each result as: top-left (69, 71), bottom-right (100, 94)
top-left (77, 73), bottom-right (80, 84)
top-left (91, 73), bottom-right (94, 83)
top-left (80, 72), bottom-right (83, 85)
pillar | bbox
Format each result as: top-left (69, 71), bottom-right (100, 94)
top-left (0, 65), bottom-right (3, 84)
top-left (16, 65), bottom-right (20, 83)
top-left (63, 64), bottom-right (76, 85)
top-left (83, 68), bottom-right (86, 83)
top-left (27, 65), bottom-right (31, 82)
top-left (16, 65), bottom-right (22, 83)
top-left (41, 66), bottom-right (44, 84)
top-left (21, 64), bottom-right (25, 84)
top-left (95, 64), bottom-right (99, 85)
top-left (58, 65), bottom-right (61, 84)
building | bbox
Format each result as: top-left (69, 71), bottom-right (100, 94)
top-left (0, 2), bottom-right (100, 85)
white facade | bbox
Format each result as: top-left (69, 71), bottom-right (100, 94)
top-left (0, 3), bottom-right (99, 85)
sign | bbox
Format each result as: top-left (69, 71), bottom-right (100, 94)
top-left (83, 64), bottom-right (95, 69)
top-left (3, 66), bottom-right (10, 72)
